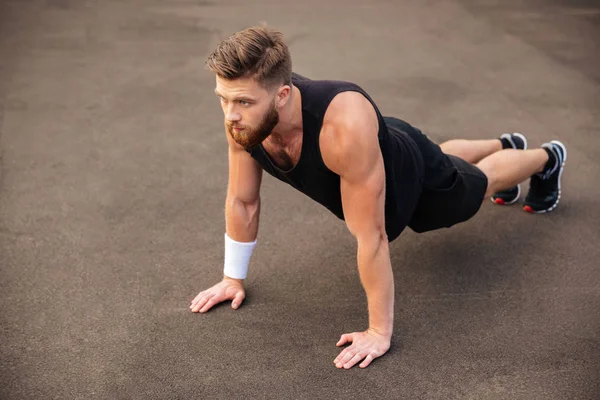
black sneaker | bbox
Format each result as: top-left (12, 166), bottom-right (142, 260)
top-left (491, 133), bottom-right (528, 205)
top-left (524, 140), bottom-right (567, 213)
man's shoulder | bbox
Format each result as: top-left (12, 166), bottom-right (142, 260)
top-left (319, 91), bottom-right (379, 169)
top-left (323, 91), bottom-right (378, 132)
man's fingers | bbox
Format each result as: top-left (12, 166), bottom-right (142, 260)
top-left (335, 346), bottom-right (361, 368)
top-left (231, 291), bottom-right (245, 310)
top-left (191, 293), bottom-right (214, 313)
top-left (190, 291), bottom-right (206, 306)
top-left (338, 348), bottom-right (361, 368)
top-left (334, 333), bottom-right (356, 367)
top-left (359, 353), bottom-right (375, 369)
top-left (343, 351), bottom-right (366, 369)
top-left (199, 296), bottom-right (220, 313)
top-left (334, 347), bottom-right (350, 366)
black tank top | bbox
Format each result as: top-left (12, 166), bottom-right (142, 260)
top-left (248, 73), bottom-right (425, 241)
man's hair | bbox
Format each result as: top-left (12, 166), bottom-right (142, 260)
top-left (206, 26), bottom-right (292, 90)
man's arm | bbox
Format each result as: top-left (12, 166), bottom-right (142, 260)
top-left (225, 131), bottom-right (263, 243)
top-left (190, 131), bottom-right (263, 313)
top-left (320, 92), bottom-right (394, 369)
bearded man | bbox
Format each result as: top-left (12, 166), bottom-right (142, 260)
top-left (190, 27), bottom-right (567, 369)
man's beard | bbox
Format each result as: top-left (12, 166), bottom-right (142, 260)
top-left (226, 103), bottom-right (279, 150)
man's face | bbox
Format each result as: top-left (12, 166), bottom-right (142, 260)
top-left (215, 76), bottom-right (282, 150)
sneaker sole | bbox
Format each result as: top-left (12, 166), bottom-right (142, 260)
top-left (523, 140), bottom-right (567, 214)
top-left (490, 133), bottom-right (527, 205)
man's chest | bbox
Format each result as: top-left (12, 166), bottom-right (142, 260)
top-left (261, 134), bottom-right (303, 171)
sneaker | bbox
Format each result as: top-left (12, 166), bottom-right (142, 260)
top-left (523, 140), bottom-right (567, 213)
top-left (491, 133), bottom-right (528, 205)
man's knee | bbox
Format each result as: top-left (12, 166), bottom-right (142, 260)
top-left (475, 161), bottom-right (495, 198)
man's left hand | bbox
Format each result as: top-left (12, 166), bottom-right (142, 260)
top-left (334, 328), bottom-right (391, 369)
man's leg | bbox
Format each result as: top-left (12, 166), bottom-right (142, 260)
top-left (441, 133), bottom-right (528, 204)
top-left (440, 132), bottom-right (528, 164)
top-left (477, 149), bottom-right (547, 198)
top-left (476, 140), bottom-right (567, 213)
top-left (439, 139), bottom-right (502, 164)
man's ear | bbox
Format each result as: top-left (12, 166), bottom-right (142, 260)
top-left (277, 85), bottom-right (291, 107)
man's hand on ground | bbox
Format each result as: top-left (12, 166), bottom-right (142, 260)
top-left (190, 277), bottom-right (245, 313)
top-left (334, 328), bottom-right (391, 369)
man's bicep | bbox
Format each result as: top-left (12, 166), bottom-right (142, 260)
top-left (340, 156), bottom-right (386, 240)
top-left (336, 127), bottom-right (387, 239)
top-left (321, 93), bottom-right (386, 239)
top-left (227, 136), bottom-right (263, 204)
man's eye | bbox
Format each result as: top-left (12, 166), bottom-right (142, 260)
top-left (239, 100), bottom-right (250, 106)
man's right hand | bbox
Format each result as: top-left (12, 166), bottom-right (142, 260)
top-left (190, 277), bottom-right (246, 313)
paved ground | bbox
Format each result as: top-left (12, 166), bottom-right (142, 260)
top-left (1, 0), bottom-right (599, 399)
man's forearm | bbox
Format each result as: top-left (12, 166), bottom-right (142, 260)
top-left (356, 234), bottom-right (395, 336)
top-left (225, 196), bottom-right (260, 242)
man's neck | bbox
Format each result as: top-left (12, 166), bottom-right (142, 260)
top-left (268, 85), bottom-right (303, 144)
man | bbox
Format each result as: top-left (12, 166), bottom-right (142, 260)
top-left (189, 27), bottom-right (567, 369)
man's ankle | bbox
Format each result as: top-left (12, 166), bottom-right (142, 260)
top-left (540, 147), bottom-right (557, 176)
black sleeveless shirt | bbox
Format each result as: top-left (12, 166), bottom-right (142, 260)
top-left (248, 73), bottom-right (425, 241)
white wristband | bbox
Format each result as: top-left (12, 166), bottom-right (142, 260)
top-left (223, 233), bottom-right (257, 280)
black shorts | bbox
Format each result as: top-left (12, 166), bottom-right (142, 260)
top-left (408, 154), bottom-right (488, 233)
top-left (383, 116), bottom-right (488, 235)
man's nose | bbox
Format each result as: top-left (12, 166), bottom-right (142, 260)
top-left (225, 104), bottom-right (241, 122)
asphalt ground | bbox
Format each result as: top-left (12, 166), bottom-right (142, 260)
top-left (1, 0), bottom-right (599, 398)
